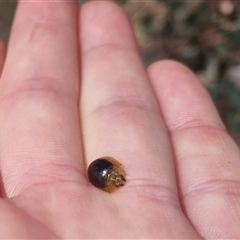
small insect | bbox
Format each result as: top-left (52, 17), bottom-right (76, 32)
top-left (87, 157), bottom-right (126, 192)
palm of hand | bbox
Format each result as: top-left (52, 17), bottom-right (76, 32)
top-left (0, 1), bottom-right (240, 239)
top-left (2, 180), bottom-right (174, 238)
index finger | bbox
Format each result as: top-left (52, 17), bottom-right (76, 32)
top-left (0, 1), bottom-right (84, 197)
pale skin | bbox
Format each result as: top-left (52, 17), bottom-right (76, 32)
top-left (0, 0), bottom-right (240, 239)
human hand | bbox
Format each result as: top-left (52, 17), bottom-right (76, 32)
top-left (0, 1), bottom-right (239, 239)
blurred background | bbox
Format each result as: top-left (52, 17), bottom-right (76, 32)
top-left (0, 0), bottom-right (240, 146)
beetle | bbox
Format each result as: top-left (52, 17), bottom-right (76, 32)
top-left (87, 157), bottom-right (126, 192)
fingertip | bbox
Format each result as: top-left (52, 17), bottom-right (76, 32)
top-left (148, 59), bottom-right (197, 84)
top-left (80, 0), bottom-right (137, 53)
top-left (147, 59), bottom-right (207, 104)
top-left (147, 59), bottom-right (225, 131)
top-left (81, 0), bottom-right (127, 19)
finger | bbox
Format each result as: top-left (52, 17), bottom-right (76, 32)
top-left (148, 60), bottom-right (240, 239)
top-left (0, 1), bottom-right (84, 197)
top-left (80, 2), bottom-right (200, 238)
top-left (0, 40), bottom-right (6, 197)
top-left (80, 0), bottom-right (173, 194)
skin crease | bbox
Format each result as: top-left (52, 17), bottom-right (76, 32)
top-left (0, 0), bottom-right (240, 238)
